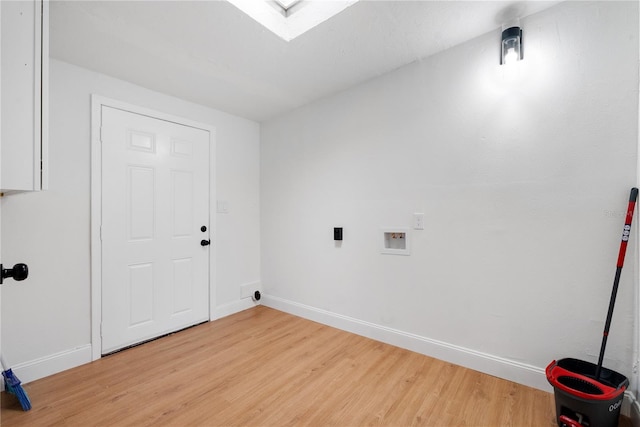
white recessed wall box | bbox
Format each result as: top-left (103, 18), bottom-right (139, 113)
top-left (381, 228), bottom-right (410, 256)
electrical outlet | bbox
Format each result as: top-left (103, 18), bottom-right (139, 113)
top-left (413, 213), bottom-right (425, 230)
top-left (217, 200), bottom-right (230, 214)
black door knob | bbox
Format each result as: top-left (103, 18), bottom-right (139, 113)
top-left (0, 263), bottom-right (29, 284)
top-left (200, 240), bottom-right (211, 246)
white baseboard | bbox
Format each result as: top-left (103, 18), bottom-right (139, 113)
top-left (629, 390), bottom-right (640, 426)
top-left (213, 297), bottom-right (260, 320)
top-left (263, 294), bottom-right (552, 392)
top-left (10, 345), bottom-right (92, 385)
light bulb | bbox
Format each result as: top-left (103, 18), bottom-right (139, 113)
top-left (504, 47), bottom-right (518, 65)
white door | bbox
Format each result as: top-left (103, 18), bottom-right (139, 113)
top-left (100, 106), bottom-right (210, 354)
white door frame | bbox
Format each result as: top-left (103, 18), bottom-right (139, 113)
top-left (90, 95), bottom-right (217, 361)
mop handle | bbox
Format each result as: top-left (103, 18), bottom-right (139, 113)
top-left (595, 187), bottom-right (638, 380)
top-left (615, 187), bottom-right (638, 268)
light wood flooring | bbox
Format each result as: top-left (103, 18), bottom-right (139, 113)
top-left (0, 306), bottom-right (627, 426)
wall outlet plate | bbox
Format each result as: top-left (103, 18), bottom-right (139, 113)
top-left (413, 213), bottom-right (425, 230)
top-left (217, 200), bottom-right (230, 214)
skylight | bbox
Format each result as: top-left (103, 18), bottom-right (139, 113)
top-left (227, 0), bottom-right (359, 42)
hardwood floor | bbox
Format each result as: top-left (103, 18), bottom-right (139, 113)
top-left (0, 306), bottom-right (622, 426)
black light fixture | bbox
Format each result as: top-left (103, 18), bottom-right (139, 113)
top-left (501, 25), bottom-right (523, 65)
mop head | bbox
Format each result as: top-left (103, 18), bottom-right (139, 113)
top-left (2, 368), bottom-right (31, 411)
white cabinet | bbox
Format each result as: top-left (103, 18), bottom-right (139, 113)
top-left (1, 0), bottom-right (48, 192)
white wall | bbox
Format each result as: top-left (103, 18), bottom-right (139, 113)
top-left (0, 59), bottom-right (260, 380)
top-left (261, 1), bottom-right (639, 392)
top-left (635, 3), bottom-right (640, 422)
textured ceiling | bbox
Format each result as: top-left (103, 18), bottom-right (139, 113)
top-left (50, 1), bottom-right (559, 122)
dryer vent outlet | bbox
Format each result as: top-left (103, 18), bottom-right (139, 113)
top-left (241, 282), bottom-right (261, 299)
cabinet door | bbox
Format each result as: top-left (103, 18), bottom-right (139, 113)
top-left (1, 0), bottom-right (48, 192)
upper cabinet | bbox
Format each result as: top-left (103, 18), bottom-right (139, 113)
top-left (1, 0), bottom-right (48, 192)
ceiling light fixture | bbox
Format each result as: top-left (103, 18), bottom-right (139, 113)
top-left (501, 24), bottom-right (522, 65)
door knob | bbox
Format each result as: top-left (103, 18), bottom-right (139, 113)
top-left (0, 263), bottom-right (29, 284)
top-left (200, 240), bottom-right (211, 246)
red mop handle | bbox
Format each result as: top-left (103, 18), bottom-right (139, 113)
top-left (616, 188), bottom-right (638, 267)
top-left (596, 187), bottom-right (638, 380)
